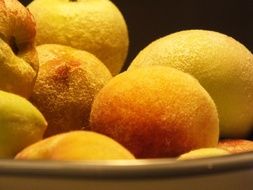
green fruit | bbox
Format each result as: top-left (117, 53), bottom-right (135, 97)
top-left (0, 91), bottom-right (47, 158)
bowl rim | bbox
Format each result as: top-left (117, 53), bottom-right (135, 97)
top-left (0, 152), bottom-right (253, 179)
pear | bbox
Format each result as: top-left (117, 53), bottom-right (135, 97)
top-left (0, 0), bottom-right (38, 98)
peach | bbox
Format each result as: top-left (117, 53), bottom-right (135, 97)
top-left (30, 44), bottom-right (112, 137)
top-left (218, 139), bottom-right (253, 154)
top-left (15, 131), bottom-right (135, 160)
top-left (90, 66), bottom-right (219, 158)
top-left (177, 148), bottom-right (230, 160)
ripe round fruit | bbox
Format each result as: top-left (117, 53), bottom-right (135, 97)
top-left (218, 139), bottom-right (253, 154)
top-left (177, 148), bottom-right (230, 160)
top-left (28, 0), bottom-right (129, 75)
top-left (15, 131), bottom-right (135, 160)
top-left (0, 0), bottom-right (38, 98)
top-left (129, 29), bottom-right (253, 138)
top-left (30, 44), bottom-right (112, 137)
top-left (90, 66), bottom-right (219, 158)
top-left (0, 90), bottom-right (47, 158)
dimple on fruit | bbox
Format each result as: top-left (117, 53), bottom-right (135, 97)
top-left (27, 0), bottom-right (129, 75)
top-left (0, 90), bottom-right (47, 158)
top-left (129, 29), bottom-right (253, 138)
top-left (90, 66), bottom-right (219, 158)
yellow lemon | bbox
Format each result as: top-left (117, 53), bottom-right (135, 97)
top-left (129, 30), bottom-right (253, 138)
top-left (0, 90), bottom-right (47, 158)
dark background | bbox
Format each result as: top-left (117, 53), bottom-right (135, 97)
top-left (20, 0), bottom-right (253, 70)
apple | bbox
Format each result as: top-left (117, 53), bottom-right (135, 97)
top-left (27, 0), bottom-right (129, 75)
top-left (0, 0), bottom-right (38, 98)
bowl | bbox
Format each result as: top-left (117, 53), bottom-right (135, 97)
top-left (0, 152), bottom-right (253, 190)
top-left (3, 1), bottom-right (252, 190)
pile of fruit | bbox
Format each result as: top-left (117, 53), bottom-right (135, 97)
top-left (0, 0), bottom-right (253, 161)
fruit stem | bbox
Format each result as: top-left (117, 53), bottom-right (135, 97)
top-left (69, 0), bottom-right (77, 2)
top-left (9, 36), bottom-right (19, 55)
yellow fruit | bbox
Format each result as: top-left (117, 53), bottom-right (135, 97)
top-left (30, 44), bottom-right (112, 137)
top-left (15, 131), bottom-right (135, 160)
top-left (90, 66), bottom-right (219, 158)
top-left (129, 29), bottom-right (253, 138)
top-left (0, 90), bottom-right (47, 158)
top-left (28, 0), bottom-right (129, 75)
top-left (0, 0), bottom-right (38, 98)
top-left (177, 148), bottom-right (230, 160)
